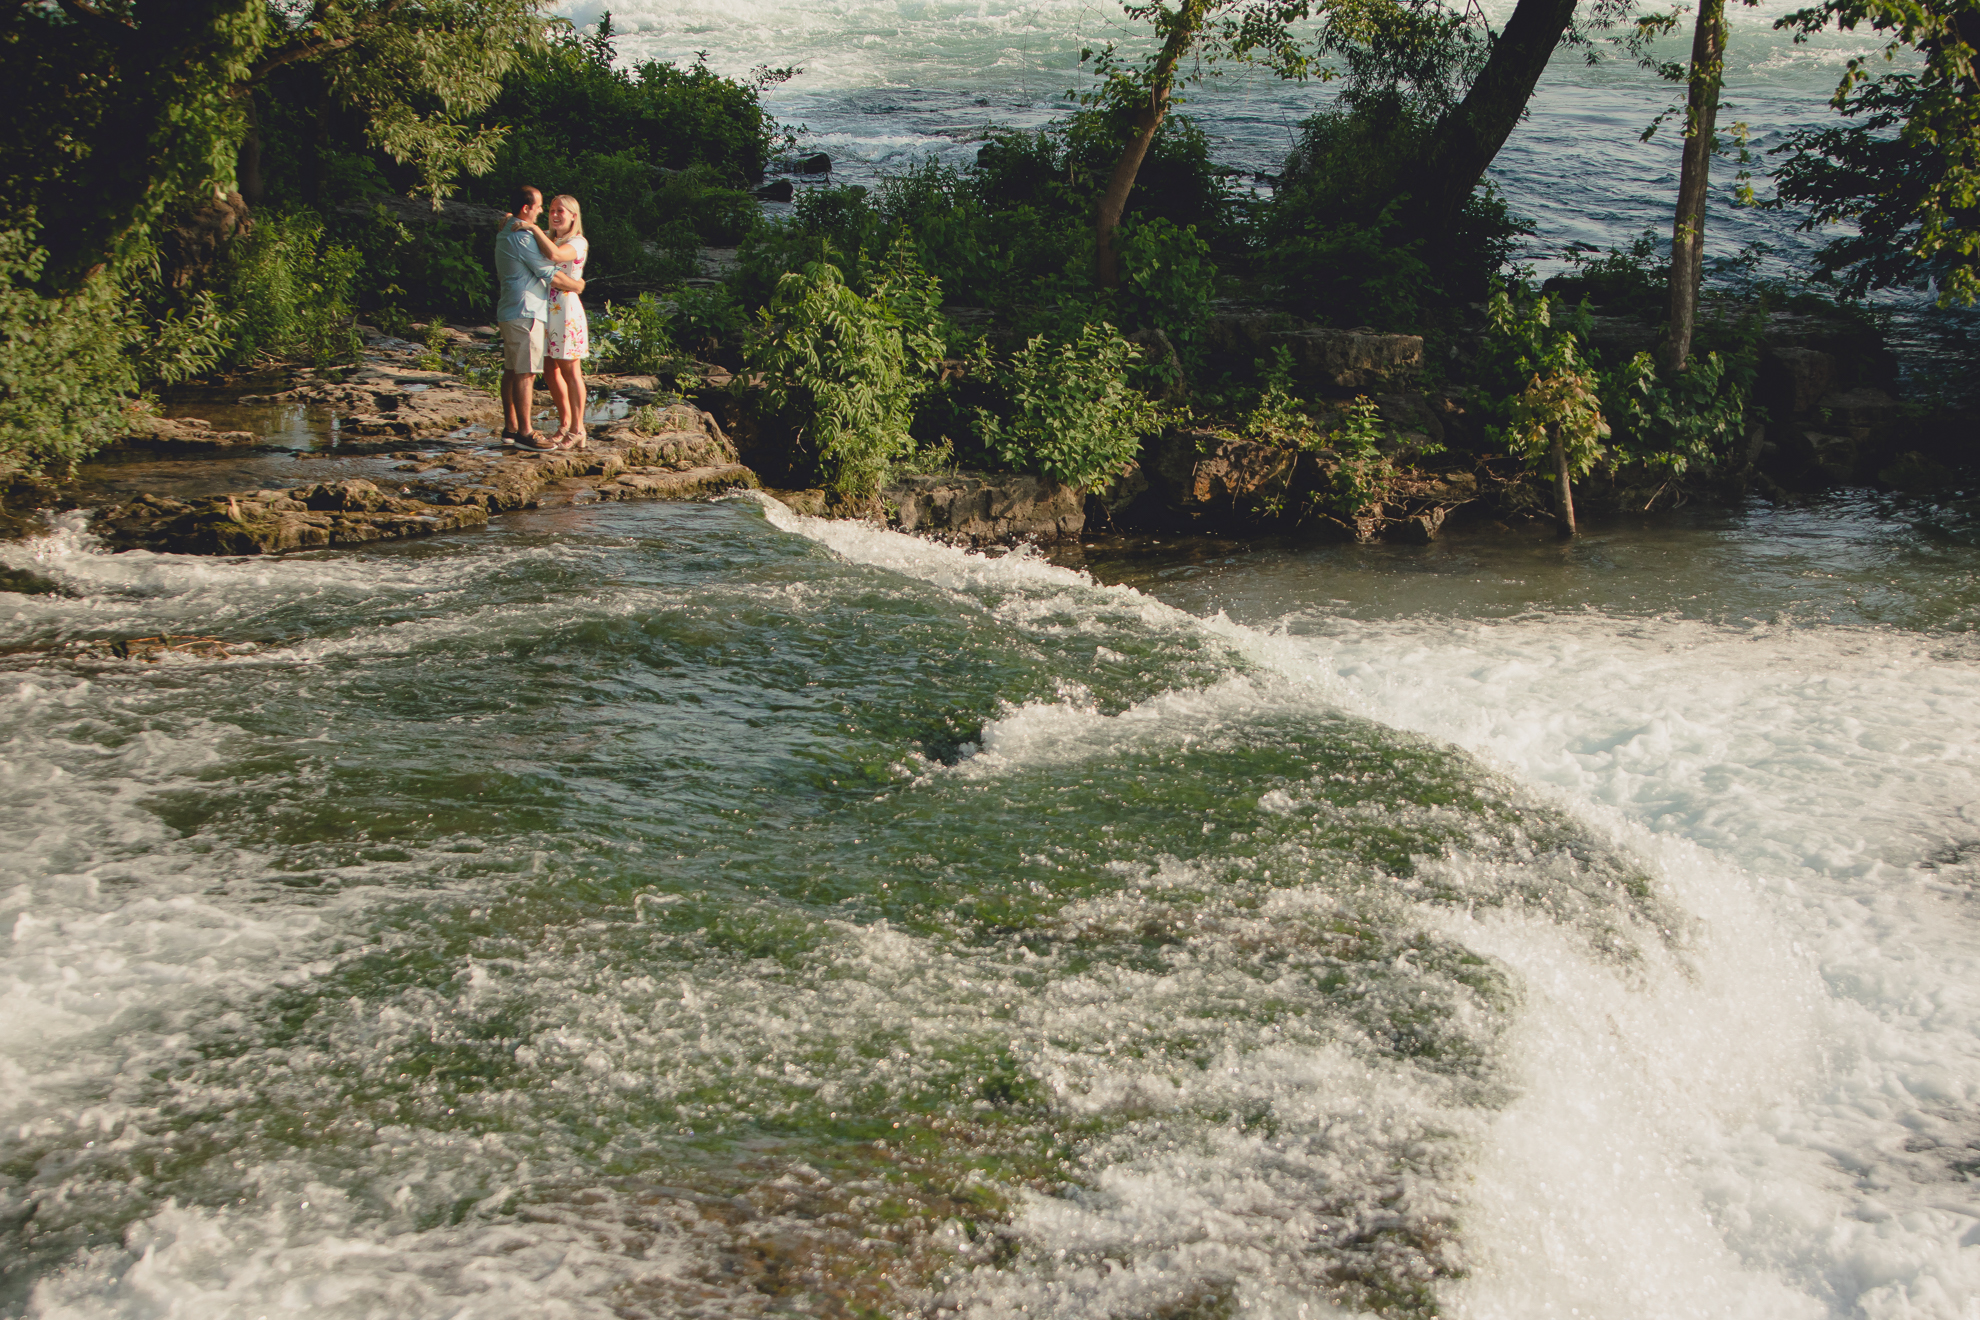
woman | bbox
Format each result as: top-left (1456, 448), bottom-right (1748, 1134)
top-left (512, 194), bottom-right (590, 449)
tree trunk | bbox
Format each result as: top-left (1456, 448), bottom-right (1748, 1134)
top-left (1664, 0), bottom-right (1727, 371)
top-left (1551, 434), bottom-right (1578, 537)
top-left (1093, 0), bottom-right (1209, 289)
top-left (1411, 0), bottom-right (1583, 236)
top-left (237, 92), bottom-right (265, 210)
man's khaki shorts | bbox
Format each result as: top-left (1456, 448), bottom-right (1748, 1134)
top-left (499, 317), bottom-right (545, 374)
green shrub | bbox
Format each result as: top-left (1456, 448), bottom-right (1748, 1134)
top-left (221, 210), bottom-right (362, 368)
top-left (590, 292), bottom-right (704, 389)
top-left (1604, 341), bottom-right (1760, 478)
top-left (330, 205), bottom-right (492, 321)
top-left (1479, 285), bottom-right (1610, 482)
top-left (0, 231), bottom-right (135, 479)
top-left (1313, 397), bottom-right (1399, 521)
top-left (745, 243), bottom-right (947, 498)
top-left (974, 322), bottom-right (1158, 489)
top-left (1541, 230), bottom-right (1668, 319)
top-left (1114, 216), bottom-right (1216, 374)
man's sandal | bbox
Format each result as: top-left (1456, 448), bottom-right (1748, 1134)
top-left (517, 431), bottom-right (557, 451)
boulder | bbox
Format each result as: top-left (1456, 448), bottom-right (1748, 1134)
top-left (292, 479), bottom-right (389, 512)
top-left (1760, 346), bottom-right (1836, 417)
top-left (1085, 462), bottom-right (1153, 531)
top-left (1276, 328), bottom-right (1423, 394)
top-left (886, 473), bottom-right (1085, 544)
top-left (92, 486), bottom-right (489, 555)
top-left (1143, 427), bottom-right (1297, 527)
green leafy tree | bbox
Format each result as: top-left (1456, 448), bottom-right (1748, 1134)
top-left (1481, 287), bottom-right (1610, 536)
top-left (3, 0), bottom-right (270, 289)
top-left (1081, 0), bottom-right (1313, 286)
top-left (1773, 0), bottom-right (1980, 304)
top-left (0, 235), bottom-right (138, 480)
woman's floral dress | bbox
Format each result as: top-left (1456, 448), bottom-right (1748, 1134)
top-left (546, 235), bottom-right (589, 360)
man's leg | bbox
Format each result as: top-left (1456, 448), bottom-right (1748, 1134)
top-left (502, 372), bottom-right (523, 434)
top-left (515, 371), bottom-right (537, 434)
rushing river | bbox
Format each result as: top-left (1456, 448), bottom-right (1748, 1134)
top-left (5, 3), bottom-right (1979, 1316)
top-left (4, 492), bottom-right (1978, 1317)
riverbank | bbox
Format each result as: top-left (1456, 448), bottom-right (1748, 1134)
top-left (2, 294), bottom-right (1970, 562)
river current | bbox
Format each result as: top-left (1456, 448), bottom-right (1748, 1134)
top-left (4, 3), bottom-right (1979, 1317)
top-left (5, 490), bottom-right (1978, 1317)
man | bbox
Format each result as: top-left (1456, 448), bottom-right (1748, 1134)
top-left (494, 185), bottom-right (561, 449)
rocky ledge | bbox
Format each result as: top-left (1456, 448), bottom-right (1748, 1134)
top-left (92, 400), bottom-right (757, 555)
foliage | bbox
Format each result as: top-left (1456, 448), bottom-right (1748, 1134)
top-left (0, 232), bottom-right (137, 480)
top-left (1266, 94), bottom-right (1530, 324)
top-left (1479, 286), bottom-right (1611, 478)
top-left (2, 0), bottom-right (269, 289)
top-left (482, 29), bottom-right (779, 183)
top-left (1313, 0), bottom-right (1492, 117)
top-left (1773, 0), bottom-right (1980, 304)
top-left (1114, 217), bottom-right (1218, 369)
top-left (1241, 347), bottom-right (1311, 440)
top-left (745, 243), bottom-right (948, 498)
top-left (1543, 229), bottom-right (1669, 317)
top-left (331, 205), bottom-right (492, 319)
top-left (273, 0), bottom-right (545, 202)
top-left (1604, 337), bottom-right (1761, 476)
top-left (973, 323), bottom-right (1160, 489)
top-left (221, 211), bottom-right (363, 368)
top-left (1774, 0), bottom-right (1980, 302)
top-left (1316, 397), bottom-right (1398, 520)
top-left (590, 293), bottom-right (705, 388)
top-left (132, 288), bottom-right (238, 388)
top-left (419, 319), bottom-right (452, 372)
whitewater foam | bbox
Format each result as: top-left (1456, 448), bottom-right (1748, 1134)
top-left (767, 506), bottom-right (1980, 1319)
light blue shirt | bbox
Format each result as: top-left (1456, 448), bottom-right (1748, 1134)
top-left (494, 222), bottom-right (558, 324)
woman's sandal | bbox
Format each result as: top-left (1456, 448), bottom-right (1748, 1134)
top-left (554, 429), bottom-right (586, 451)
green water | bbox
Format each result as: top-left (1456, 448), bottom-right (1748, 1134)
top-left (5, 494), bottom-right (1978, 1318)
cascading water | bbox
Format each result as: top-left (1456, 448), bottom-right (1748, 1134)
top-left (5, 4), bottom-right (1978, 1316)
top-left (3, 490), bottom-right (1977, 1318)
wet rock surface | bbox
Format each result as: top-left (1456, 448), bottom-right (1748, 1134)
top-left (116, 415), bottom-right (260, 448)
top-left (60, 335), bottom-right (760, 556)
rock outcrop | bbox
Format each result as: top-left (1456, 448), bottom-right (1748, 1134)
top-left (1203, 314), bottom-right (1424, 394)
top-left (117, 416), bottom-right (259, 448)
top-left (93, 481), bottom-right (491, 555)
top-left (885, 473), bottom-right (1085, 544)
top-left (88, 382), bottom-right (757, 555)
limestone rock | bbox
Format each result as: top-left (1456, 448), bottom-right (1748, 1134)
top-left (92, 485), bottom-right (489, 555)
top-left (1761, 346), bottom-right (1836, 417)
top-left (1201, 314), bottom-right (1422, 394)
top-left (118, 416), bottom-right (258, 448)
top-left (1277, 328), bottom-right (1424, 393)
top-left (885, 473), bottom-right (1085, 544)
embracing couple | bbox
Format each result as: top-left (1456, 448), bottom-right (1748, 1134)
top-left (494, 185), bottom-right (591, 451)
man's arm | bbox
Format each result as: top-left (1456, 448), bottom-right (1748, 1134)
top-left (519, 235), bottom-right (558, 284)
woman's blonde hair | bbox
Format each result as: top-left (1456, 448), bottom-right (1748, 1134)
top-left (548, 194), bottom-right (584, 238)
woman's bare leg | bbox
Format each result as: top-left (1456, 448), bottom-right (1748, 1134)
top-left (543, 359), bottom-right (574, 437)
top-left (562, 359), bottom-right (587, 440)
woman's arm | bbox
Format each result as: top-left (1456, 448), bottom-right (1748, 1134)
top-left (550, 271), bottom-right (586, 294)
top-left (511, 219), bottom-right (578, 264)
